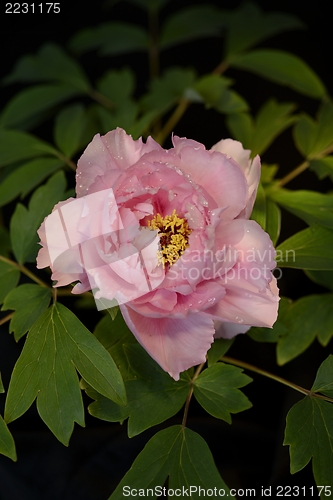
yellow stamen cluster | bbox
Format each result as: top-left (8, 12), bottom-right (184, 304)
top-left (148, 209), bottom-right (192, 267)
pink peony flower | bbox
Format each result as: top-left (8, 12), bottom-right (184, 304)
top-left (37, 128), bottom-right (279, 380)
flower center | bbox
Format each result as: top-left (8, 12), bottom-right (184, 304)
top-left (148, 209), bottom-right (192, 267)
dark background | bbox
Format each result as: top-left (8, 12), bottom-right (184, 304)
top-left (0, 1), bottom-right (332, 498)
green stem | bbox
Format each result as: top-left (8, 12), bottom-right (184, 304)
top-left (156, 99), bottom-right (190, 145)
top-left (278, 144), bottom-right (333, 187)
top-left (182, 363), bottom-right (205, 428)
top-left (0, 255), bottom-right (49, 288)
top-left (277, 161), bottom-right (309, 187)
top-left (56, 289), bottom-right (75, 296)
top-left (222, 356), bottom-right (333, 404)
top-left (53, 151), bottom-right (77, 172)
top-left (89, 89), bottom-right (115, 111)
top-left (212, 60), bottom-right (230, 75)
top-left (21, 265), bottom-right (50, 288)
top-left (0, 312), bottom-right (14, 326)
top-left (154, 57), bottom-right (230, 145)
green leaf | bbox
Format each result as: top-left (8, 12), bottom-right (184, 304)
top-left (0, 373), bottom-right (4, 393)
top-left (284, 397), bottom-right (333, 489)
top-left (225, 2), bottom-right (304, 57)
top-left (87, 343), bottom-right (189, 437)
top-left (276, 225), bottom-right (333, 270)
top-left (250, 100), bottom-right (297, 156)
top-left (0, 84), bottom-right (80, 129)
top-left (192, 75), bottom-right (248, 114)
top-left (0, 260), bottom-right (20, 305)
top-left (69, 23), bottom-right (149, 56)
top-left (5, 303), bottom-right (126, 445)
top-left (0, 415), bottom-right (16, 461)
top-left (0, 130), bottom-right (55, 167)
top-left (94, 313), bottom-right (137, 380)
top-left (310, 157), bottom-right (333, 182)
top-left (266, 199), bottom-right (281, 246)
top-left (250, 184), bottom-right (281, 245)
top-left (2, 284), bottom-right (52, 341)
top-left (231, 50), bottom-right (326, 98)
top-left (193, 363), bottom-right (252, 423)
top-left (109, 425), bottom-right (234, 499)
top-left (0, 158), bottom-right (64, 207)
top-left (97, 68), bottom-right (135, 104)
top-left (269, 189), bottom-right (333, 229)
top-left (97, 103), bottom-right (138, 135)
top-left (191, 75), bottom-right (229, 104)
top-left (294, 101), bottom-right (333, 159)
top-left (293, 115), bottom-right (316, 157)
top-left (107, 305), bottom-right (119, 321)
top-left (207, 338), bottom-right (234, 366)
top-left (277, 294), bottom-right (333, 365)
top-left (160, 5), bottom-right (224, 49)
top-left (305, 269), bottom-right (333, 291)
top-left (54, 104), bottom-right (86, 157)
top-left (10, 171), bottom-right (66, 264)
top-left (93, 313), bottom-right (133, 352)
top-left (226, 100), bottom-right (296, 156)
top-left (226, 112), bottom-right (254, 149)
top-left (311, 100), bottom-right (333, 154)
top-left (260, 164), bottom-right (279, 184)
top-left (141, 68), bottom-right (196, 116)
top-left (216, 89), bottom-right (249, 114)
top-left (312, 355), bottom-right (333, 398)
top-left (94, 70), bottom-right (138, 134)
top-left (128, 110), bottom-right (157, 139)
top-left (58, 305), bottom-right (126, 403)
top-left (3, 43), bottom-right (90, 92)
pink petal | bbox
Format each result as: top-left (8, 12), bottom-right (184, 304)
top-left (211, 138), bottom-right (251, 170)
top-left (211, 138), bottom-right (261, 219)
top-left (214, 322), bottom-right (251, 339)
top-left (127, 289), bottom-right (178, 317)
top-left (120, 306), bottom-right (215, 380)
top-left (214, 218), bottom-right (276, 290)
top-left (238, 155), bottom-right (261, 219)
top-left (89, 262), bottom-right (152, 305)
top-left (76, 128), bottom-right (161, 197)
top-left (172, 280), bottom-right (226, 314)
top-left (172, 135), bottom-right (206, 154)
top-left (205, 275), bottom-right (279, 328)
top-left (176, 146), bottom-right (248, 220)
